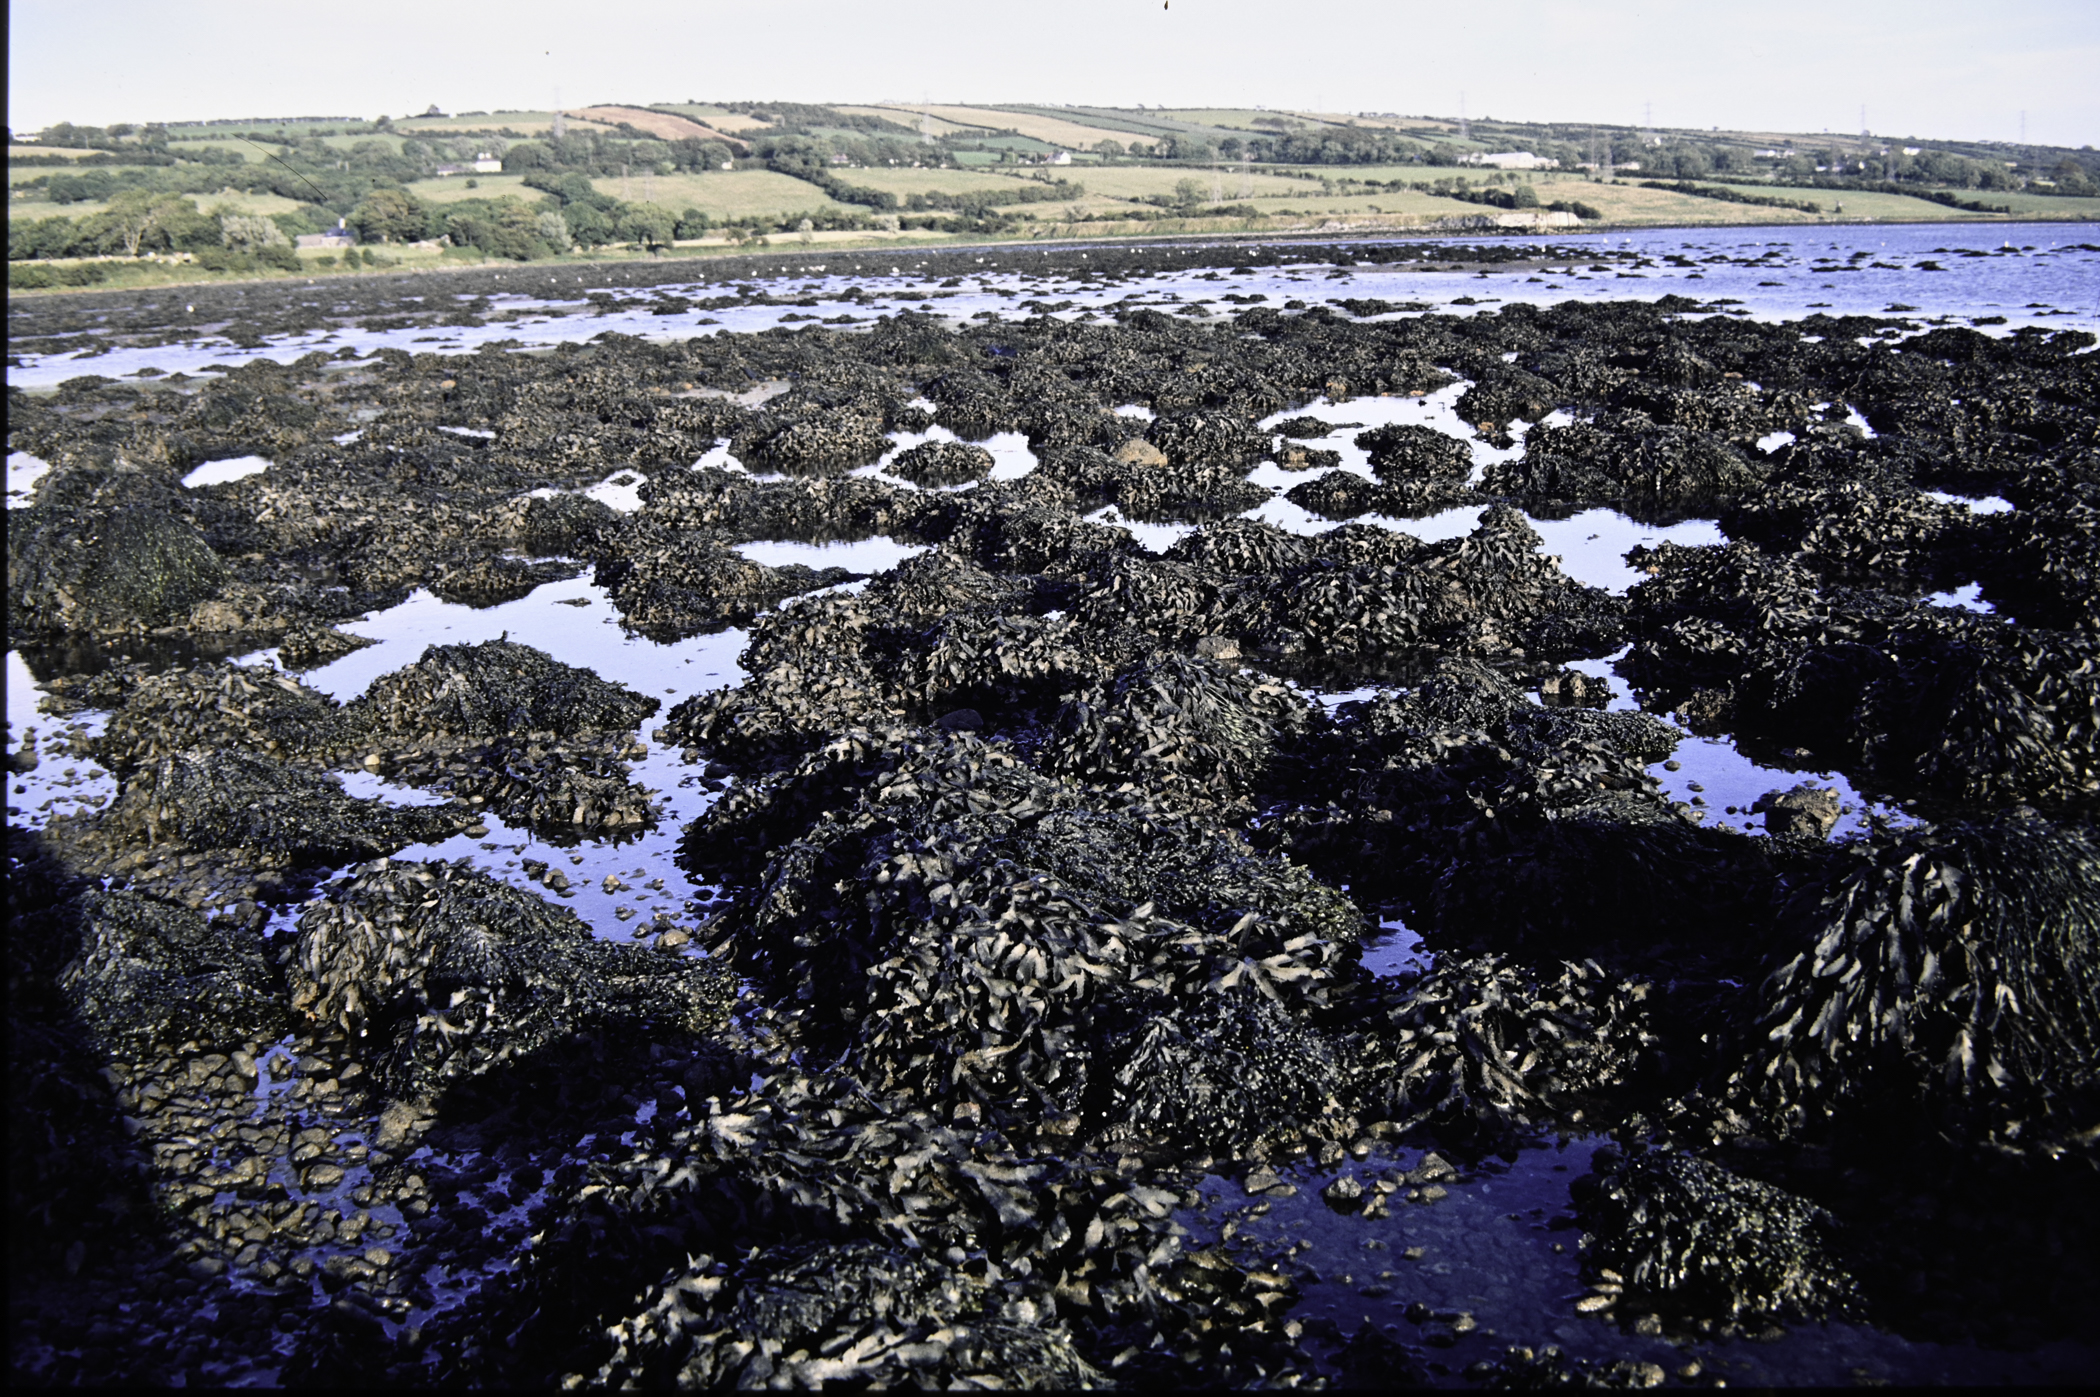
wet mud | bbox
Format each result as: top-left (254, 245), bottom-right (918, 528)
top-left (7, 242), bottom-right (2099, 1387)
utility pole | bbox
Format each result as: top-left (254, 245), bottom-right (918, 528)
top-left (1644, 101), bottom-right (1654, 146)
top-left (622, 163), bottom-right (630, 201)
top-left (1458, 91), bottom-right (1469, 142)
top-left (552, 85), bottom-right (565, 141)
top-left (1211, 163), bottom-right (1222, 202)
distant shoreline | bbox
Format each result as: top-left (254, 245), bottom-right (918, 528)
top-left (11, 214), bottom-right (2100, 301)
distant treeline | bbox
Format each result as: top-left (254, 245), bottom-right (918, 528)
top-left (1639, 181), bottom-right (1823, 214)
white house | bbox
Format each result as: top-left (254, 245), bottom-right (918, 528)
top-left (1458, 151), bottom-right (1560, 171)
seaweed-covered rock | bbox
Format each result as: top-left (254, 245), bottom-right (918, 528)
top-left (1036, 443), bottom-right (1272, 523)
top-left (275, 623), bottom-right (377, 671)
top-left (290, 859), bottom-right (733, 1097)
top-left (1739, 815), bottom-right (2100, 1147)
top-left (55, 889), bottom-right (289, 1052)
top-left (346, 638), bottom-right (659, 742)
top-left (1625, 541), bottom-right (2100, 806)
top-left (1099, 990), bottom-right (1350, 1152)
top-left (886, 439), bottom-right (995, 487)
top-left (512, 491), bottom-right (621, 558)
top-left (1719, 481), bottom-right (1977, 583)
top-left (596, 527), bottom-right (855, 637)
top-left (903, 476), bottom-right (1136, 575)
top-left (1144, 410), bottom-right (1274, 471)
top-left (1356, 423), bottom-right (1475, 486)
top-left (1285, 469), bottom-right (1386, 521)
top-left (1489, 418), bottom-right (1770, 512)
top-left (93, 664), bottom-right (353, 770)
top-left (1165, 516), bottom-right (1311, 576)
top-left (1230, 506), bottom-right (1628, 682)
top-left (84, 747), bottom-right (469, 865)
top-left (429, 553), bottom-right (582, 607)
top-left (1042, 653), bottom-right (1309, 801)
top-left (413, 737), bottom-right (658, 832)
top-left (733, 409), bottom-right (891, 476)
top-left (1354, 956), bottom-right (1654, 1135)
top-left (8, 502), bottom-right (229, 638)
top-left (596, 1241), bottom-right (1101, 1389)
top-left (683, 728), bottom-right (1360, 1141)
top-left (1574, 1151), bottom-right (1860, 1323)
top-left (642, 468), bottom-right (916, 544)
top-left (1274, 415), bottom-right (1343, 440)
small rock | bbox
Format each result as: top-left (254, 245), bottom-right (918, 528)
top-left (934, 708), bottom-right (984, 732)
top-left (1194, 635), bottom-right (1241, 661)
top-left (1112, 438), bottom-right (1169, 468)
top-left (1754, 783), bottom-right (1842, 839)
top-left (1322, 1175), bottom-right (1365, 1211)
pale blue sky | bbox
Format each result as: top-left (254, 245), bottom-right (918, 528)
top-left (9, 0), bottom-right (2097, 147)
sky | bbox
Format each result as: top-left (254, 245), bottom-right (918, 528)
top-left (9, 0), bottom-right (2098, 147)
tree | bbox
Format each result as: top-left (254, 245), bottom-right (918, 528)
top-left (535, 209), bottom-right (573, 251)
top-left (219, 212), bottom-right (289, 251)
top-left (564, 202), bottom-right (613, 248)
top-left (1171, 177), bottom-right (1205, 209)
top-left (103, 191), bottom-right (196, 256)
top-left (674, 207), bottom-right (711, 239)
top-left (1095, 139), bottom-right (1125, 158)
top-left (615, 202), bottom-right (675, 250)
top-left (350, 188), bottom-right (429, 244)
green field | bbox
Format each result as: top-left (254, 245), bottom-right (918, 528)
top-left (10, 163), bottom-right (167, 187)
top-left (888, 105), bottom-right (1125, 150)
top-left (8, 144), bottom-right (106, 160)
top-left (644, 105), bottom-right (776, 134)
top-left (401, 173), bottom-right (535, 205)
top-left (1055, 165), bottom-right (1315, 201)
top-left (1152, 108), bottom-right (1354, 133)
top-left (8, 188), bottom-right (310, 222)
top-left (587, 169), bottom-right (851, 221)
top-left (838, 168), bottom-right (1049, 196)
top-left (834, 106), bottom-right (973, 137)
top-left (395, 112), bottom-right (617, 136)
